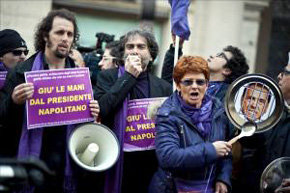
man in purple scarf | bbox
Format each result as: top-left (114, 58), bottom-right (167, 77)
top-left (96, 30), bottom-right (172, 193)
top-left (0, 9), bottom-right (100, 193)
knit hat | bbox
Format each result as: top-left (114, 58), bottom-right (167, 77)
top-left (0, 29), bottom-right (27, 56)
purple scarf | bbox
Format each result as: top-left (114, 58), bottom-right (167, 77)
top-left (17, 52), bottom-right (77, 193)
top-left (104, 66), bottom-right (128, 193)
top-left (0, 62), bottom-right (7, 72)
top-left (177, 93), bottom-right (213, 138)
top-left (0, 62), bottom-right (8, 89)
top-left (207, 81), bottom-right (226, 97)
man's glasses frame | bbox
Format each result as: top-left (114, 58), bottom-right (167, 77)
top-left (11, 50), bottom-right (29, 56)
top-left (101, 56), bottom-right (116, 61)
top-left (216, 52), bottom-right (229, 63)
top-left (180, 79), bottom-right (208, 87)
top-left (281, 68), bottom-right (290, 76)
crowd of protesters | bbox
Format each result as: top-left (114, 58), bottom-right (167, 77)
top-left (0, 8), bottom-right (289, 193)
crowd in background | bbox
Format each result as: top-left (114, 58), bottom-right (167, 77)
top-left (0, 8), bottom-right (289, 193)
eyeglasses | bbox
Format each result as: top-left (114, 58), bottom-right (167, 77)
top-left (180, 79), bottom-right (207, 87)
top-left (281, 68), bottom-right (290, 76)
top-left (216, 52), bottom-right (229, 63)
top-left (11, 50), bottom-right (29, 56)
top-left (101, 56), bottom-right (116, 61)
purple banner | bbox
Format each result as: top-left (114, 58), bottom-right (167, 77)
top-left (25, 68), bottom-right (94, 129)
top-left (0, 71), bottom-right (7, 89)
top-left (123, 97), bottom-right (167, 152)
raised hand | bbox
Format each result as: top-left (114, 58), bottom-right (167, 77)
top-left (125, 54), bottom-right (143, 78)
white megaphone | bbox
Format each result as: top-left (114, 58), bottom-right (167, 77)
top-left (68, 123), bottom-right (120, 172)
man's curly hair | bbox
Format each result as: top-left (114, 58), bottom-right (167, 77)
top-left (119, 29), bottom-right (159, 67)
top-left (223, 45), bottom-right (249, 83)
top-left (34, 9), bottom-right (79, 52)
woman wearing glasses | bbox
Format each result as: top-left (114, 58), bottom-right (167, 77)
top-left (149, 56), bottom-right (233, 193)
top-left (0, 29), bottom-right (28, 71)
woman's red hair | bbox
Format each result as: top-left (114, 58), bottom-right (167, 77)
top-left (173, 56), bottom-right (209, 84)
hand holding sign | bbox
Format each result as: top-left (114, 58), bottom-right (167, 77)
top-left (12, 83), bottom-right (34, 104)
top-left (25, 68), bottom-right (95, 129)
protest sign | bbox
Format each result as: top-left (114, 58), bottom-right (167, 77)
top-left (25, 68), bottom-right (94, 129)
top-left (123, 97), bottom-right (167, 152)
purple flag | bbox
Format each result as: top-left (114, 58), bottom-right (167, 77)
top-left (169, 0), bottom-right (191, 40)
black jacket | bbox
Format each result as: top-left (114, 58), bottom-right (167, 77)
top-left (95, 67), bottom-right (172, 193)
top-left (0, 53), bottom-right (75, 157)
top-left (0, 53), bottom-right (40, 157)
top-left (233, 106), bottom-right (290, 193)
top-left (96, 68), bottom-right (172, 128)
top-left (161, 44), bottom-right (183, 86)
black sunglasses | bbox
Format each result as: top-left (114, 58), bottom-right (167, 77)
top-left (11, 50), bottom-right (29, 56)
top-left (180, 79), bottom-right (207, 87)
top-left (216, 52), bottom-right (229, 62)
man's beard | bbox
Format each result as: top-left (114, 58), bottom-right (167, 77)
top-left (47, 39), bottom-right (70, 59)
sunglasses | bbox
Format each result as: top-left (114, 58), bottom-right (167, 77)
top-left (216, 52), bottom-right (229, 62)
top-left (11, 50), bottom-right (29, 56)
top-left (180, 79), bottom-right (207, 87)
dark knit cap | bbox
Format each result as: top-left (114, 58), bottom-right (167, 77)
top-left (0, 29), bottom-right (27, 56)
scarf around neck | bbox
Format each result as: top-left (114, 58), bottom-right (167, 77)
top-left (0, 62), bottom-right (8, 72)
top-left (103, 66), bottom-right (127, 193)
top-left (177, 93), bottom-right (213, 139)
top-left (17, 52), bottom-right (76, 193)
top-left (132, 71), bottom-right (149, 99)
top-left (207, 81), bottom-right (226, 97)
top-left (104, 66), bottom-right (151, 193)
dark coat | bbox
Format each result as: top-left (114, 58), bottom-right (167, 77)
top-left (0, 53), bottom-right (106, 193)
top-left (232, 106), bottom-right (290, 193)
top-left (0, 53), bottom-right (76, 157)
top-left (0, 53), bottom-right (40, 157)
top-left (161, 44), bottom-right (183, 86)
top-left (95, 68), bottom-right (172, 193)
top-left (264, 107), bottom-right (290, 163)
top-left (149, 92), bottom-right (233, 193)
top-left (96, 68), bottom-right (172, 128)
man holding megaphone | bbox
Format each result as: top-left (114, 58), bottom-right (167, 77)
top-left (0, 9), bottom-right (101, 193)
top-left (96, 29), bottom-right (172, 193)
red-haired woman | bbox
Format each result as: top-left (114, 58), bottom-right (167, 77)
top-left (149, 56), bottom-right (233, 193)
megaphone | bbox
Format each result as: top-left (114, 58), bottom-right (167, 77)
top-left (68, 123), bottom-right (120, 172)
